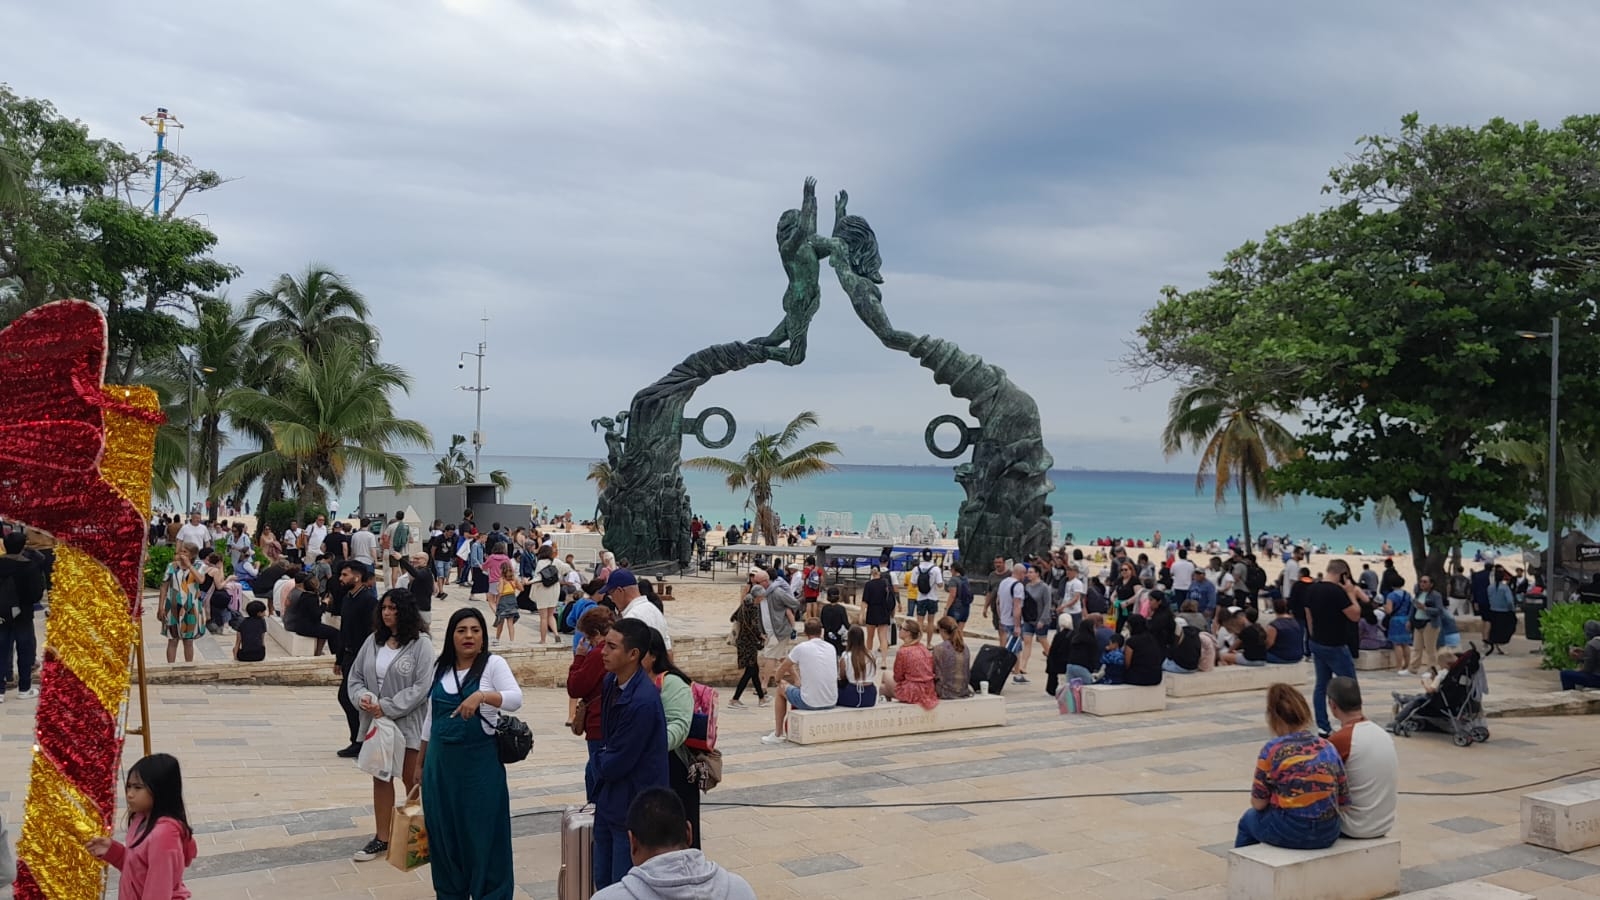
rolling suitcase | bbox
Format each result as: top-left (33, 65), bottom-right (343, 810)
top-left (969, 644), bottom-right (1017, 695)
top-left (558, 804), bottom-right (594, 900)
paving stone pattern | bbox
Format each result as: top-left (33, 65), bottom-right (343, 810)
top-left (4, 619), bottom-right (1600, 897)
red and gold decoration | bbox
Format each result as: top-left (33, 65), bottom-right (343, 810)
top-left (0, 300), bottom-right (163, 900)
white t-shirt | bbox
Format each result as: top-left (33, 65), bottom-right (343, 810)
top-left (1170, 559), bottom-right (1196, 590)
top-left (1338, 719), bottom-right (1399, 839)
top-left (789, 639), bottom-right (838, 708)
top-left (175, 523), bottom-right (210, 551)
top-left (1062, 577), bottom-right (1086, 615)
top-left (349, 530), bottom-right (378, 564)
top-left (621, 596), bottom-right (671, 650)
top-left (305, 523), bottom-right (328, 557)
top-left (788, 571), bottom-right (805, 595)
top-left (421, 654), bottom-right (524, 737)
top-left (995, 576), bottom-right (1022, 627)
top-left (375, 645), bottom-right (400, 692)
top-left (914, 561), bottom-right (945, 593)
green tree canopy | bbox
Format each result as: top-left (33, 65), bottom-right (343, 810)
top-left (1136, 114), bottom-right (1600, 579)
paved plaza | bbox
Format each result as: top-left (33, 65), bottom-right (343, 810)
top-left (5, 593), bottom-right (1600, 898)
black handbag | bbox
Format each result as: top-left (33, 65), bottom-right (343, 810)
top-left (496, 713), bottom-right (534, 764)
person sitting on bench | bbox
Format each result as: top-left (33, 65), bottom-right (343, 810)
top-left (1235, 683), bottom-right (1348, 849)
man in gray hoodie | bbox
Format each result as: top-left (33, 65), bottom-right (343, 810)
top-left (1561, 620), bottom-right (1600, 691)
top-left (593, 788), bottom-right (755, 900)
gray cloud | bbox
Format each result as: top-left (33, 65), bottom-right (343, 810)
top-left (6, 0), bottom-right (1598, 473)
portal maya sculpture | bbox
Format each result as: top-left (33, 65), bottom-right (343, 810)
top-left (597, 179), bottom-right (1054, 571)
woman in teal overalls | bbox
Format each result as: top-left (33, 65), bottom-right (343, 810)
top-left (422, 607), bottom-right (523, 898)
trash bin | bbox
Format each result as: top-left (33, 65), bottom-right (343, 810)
top-left (1523, 599), bottom-right (1546, 642)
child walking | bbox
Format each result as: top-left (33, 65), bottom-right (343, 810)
top-left (86, 753), bottom-right (197, 900)
top-left (494, 560), bottom-right (521, 644)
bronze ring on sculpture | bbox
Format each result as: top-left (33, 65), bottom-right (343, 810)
top-left (925, 415), bottom-right (975, 460)
top-left (684, 407), bottom-right (736, 449)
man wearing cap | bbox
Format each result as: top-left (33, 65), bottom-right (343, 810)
top-left (750, 567), bottom-right (799, 689)
top-left (333, 560), bottom-right (379, 758)
top-left (605, 569), bottom-right (671, 652)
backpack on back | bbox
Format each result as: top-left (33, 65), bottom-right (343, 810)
top-left (685, 682), bottom-right (720, 752)
top-left (804, 567), bottom-right (821, 593)
top-left (916, 563), bottom-right (933, 596)
top-left (539, 563), bottom-right (561, 588)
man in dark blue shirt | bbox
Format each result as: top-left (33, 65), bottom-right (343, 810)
top-left (593, 618), bottom-right (668, 891)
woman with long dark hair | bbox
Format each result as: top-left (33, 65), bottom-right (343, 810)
top-left (421, 607), bottom-right (523, 897)
top-left (837, 625), bottom-right (879, 707)
top-left (567, 605), bottom-right (614, 799)
top-left (85, 753), bottom-right (197, 898)
top-left (932, 616), bottom-right (972, 699)
top-left (347, 589), bottom-right (433, 863)
top-left (729, 587), bottom-right (768, 707)
top-left (642, 627), bottom-right (702, 850)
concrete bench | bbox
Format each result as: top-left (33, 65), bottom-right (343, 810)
top-left (1355, 649), bottom-right (1394, 671)
top-left (1523, 779), bottom-right (1600, 852)
top-left (1396, 882), bottom-right (1532, 899)
top-left (1081, 683), bottom-right (1166, 716)
top-left (1227, 837), bottom-right (1400, 900)
top-left (1165, 664), bottom-right (1291, 698)
top-left (265, 615), bottom-right (324, 658)
top-left (784, 694), bottom-right (1005, 745)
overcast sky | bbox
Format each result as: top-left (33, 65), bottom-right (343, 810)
top-left (8, 1), bottom-right (1597, 471)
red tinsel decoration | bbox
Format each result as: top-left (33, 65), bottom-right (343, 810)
top-left (34, 661), bottom-right (121, 818)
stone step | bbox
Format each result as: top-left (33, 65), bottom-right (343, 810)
top-left (1227, 836), bottom-right (1401, 900)
top-left (1523, 778), bottom-right (1600, 852)
top-left (1166, 663), bottom-right (1302, 697)
top-left (1396, 881), bottom-right (1533, 899)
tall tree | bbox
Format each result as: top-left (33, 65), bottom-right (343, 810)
top-left (245, 264), bottom-right (374, 357)
top-left (1160, 380), bottom-right (1299, 542)
top-left (1136, 114), bottom-right (1600, 580)
top-left (433, 433), bottom-right (511, 495)
top-left (685, 411), bottom-right (840, 546)
top-left (212, 341), bottom-right (430, 513)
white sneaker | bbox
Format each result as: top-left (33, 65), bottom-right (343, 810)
top-left (760, 731), bottom-right (788, 745)
top-left (1396, 669), bottom-right (1410, 676)
top-left (16, 688), bottom-right (38, 699)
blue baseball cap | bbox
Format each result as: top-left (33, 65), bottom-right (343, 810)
top-left (601, 568), bottom-right (637, 596)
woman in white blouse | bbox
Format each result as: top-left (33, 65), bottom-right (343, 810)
top-left (420, 607), bottom-right (524, 898)
top-left (346, 590), bottom-right (433, 863)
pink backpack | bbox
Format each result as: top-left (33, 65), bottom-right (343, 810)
top-left (685, 682), bottom-right (719, 752)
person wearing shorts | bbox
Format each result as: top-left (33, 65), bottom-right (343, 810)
top-left (943, 562), bottom-right (972, 638)
top-left (762, 619), bottom-right (838, 744)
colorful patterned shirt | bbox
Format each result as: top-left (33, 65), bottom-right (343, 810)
top-left (1252, 731), bottom-right (1349, 822)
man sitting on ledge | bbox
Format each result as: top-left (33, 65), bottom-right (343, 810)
top-left (762, 618), bottom-right (837, 745)
top-left (1325, 676), bottom-right (1397, 839)
top-left (1561, 620), bottom-right (1600, 691)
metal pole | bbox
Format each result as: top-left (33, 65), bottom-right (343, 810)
top-left (473, 339), bottom-right (484, 475)
top-left (153, 127), bottom-right (165, 216)
top-left (1547, 315), bottom-right (1560, 600)
top-left (184, 366), bottom-right (193, 515)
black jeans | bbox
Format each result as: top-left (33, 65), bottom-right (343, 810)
top-left (732, 663), bottom-right (765, 701)
top-left (669, 752), bottom-right (701, 850)
top-left (337, 661), bottom-right (360, 744)
top-left (0, 620), bottom-right (37, 695)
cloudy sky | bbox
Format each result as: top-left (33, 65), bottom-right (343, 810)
top-left (7, 1), bottom-right (1597, 471)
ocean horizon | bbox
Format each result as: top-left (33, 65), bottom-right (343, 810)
top-left (327, 454), bottom-right (1418, 553)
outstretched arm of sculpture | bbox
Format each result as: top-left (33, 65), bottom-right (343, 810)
top-left (814, 236), bottom-right (915, 352)
top-left (802, 176), bottom-right (817, 235)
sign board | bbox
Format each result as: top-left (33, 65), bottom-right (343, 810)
top-left (1578, 543), bottom-right (1600, 562)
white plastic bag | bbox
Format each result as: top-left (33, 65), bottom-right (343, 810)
top-left (357, 717), bottom-right (406, 781)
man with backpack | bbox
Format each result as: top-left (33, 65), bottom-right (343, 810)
top-left (800, 555), bottom-right (824, 621)
top-left (912, 550), bottom-right (943, 647)
top-left (381, 511), bottom-right (412, 588)
top-left (0, 532), bottom-right (44, 703)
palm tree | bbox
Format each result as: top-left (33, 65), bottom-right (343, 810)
top-left (245, 264), bottom-right (375, 357)
top-left (685, 410), bottom-right (840, 545)
top-left (586, 461), bottom-right (613, 493)
top-left (1485, 437), bottom-right (1600, 527)
top-left (212, 341), bottom-right (430, 513)
top-left (433, 433), bottom-right (511, 495)
top-left (1161, 381), bottom-right (1299, 542)
top-left (188, 298), bottom-right (257, 504)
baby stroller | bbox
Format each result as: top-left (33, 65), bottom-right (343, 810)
top-left (1388, 645), bottom-right (1490, 747)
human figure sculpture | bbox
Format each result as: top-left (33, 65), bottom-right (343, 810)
top-left (753, 177), bottom-right (827, 365)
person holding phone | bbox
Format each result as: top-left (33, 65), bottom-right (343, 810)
top-left (1305, 560), bottom-right (1363, 737)
top-left (159, 544), bottom-right (204, 664)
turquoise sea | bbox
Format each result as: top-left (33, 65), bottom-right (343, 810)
top-left (348, 455), bottom-right (1411, 552)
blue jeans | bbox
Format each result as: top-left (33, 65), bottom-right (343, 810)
top-left (584, 739), bottom-right (600, 801)
top-left (0, 621), bottom-right (36, 696)
top-left (1236, 807), bottom-right (1341, 849)
top-left (1309, 641), bottom-right (1357, 733)
top-left (593, 819), bottom-right (631, 890)
top-left (1562, 670), bottom-right (1600, 690)
top-left (1162, 659), bottom-right (1196, 674)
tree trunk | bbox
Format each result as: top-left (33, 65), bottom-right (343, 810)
top-left (1238, 469), bottom-right (1251, 545)
top-left (1403, 510), bottom-right (1429, 582)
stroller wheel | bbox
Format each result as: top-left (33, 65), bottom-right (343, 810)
top-left (1471, 726), bottom-right (1490, 742)
top-left (1453, 732), bottom-right (1473, 747)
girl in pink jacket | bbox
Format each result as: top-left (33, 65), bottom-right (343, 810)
top-left (87, 753), bottom-right (197, 899)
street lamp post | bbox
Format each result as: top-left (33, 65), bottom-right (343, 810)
top-left (1519, 317), bottom-right (1561, 601)
top-left (458, 314), bottom-right (490, 478)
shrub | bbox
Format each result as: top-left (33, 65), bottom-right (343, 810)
top-left (262, 500), bottom-right (328, 538)
top-left (144, 544), bottom-right (175, 589)
top-left (1539, 602), bottom-right (1600, 670)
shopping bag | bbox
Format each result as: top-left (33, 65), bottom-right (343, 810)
top-left (1056, 678), bottom-right (1084, 715)
top-left (356, 717), bottom-right (405, 782)
top-left (388, 785), bottom-right (429, 871)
